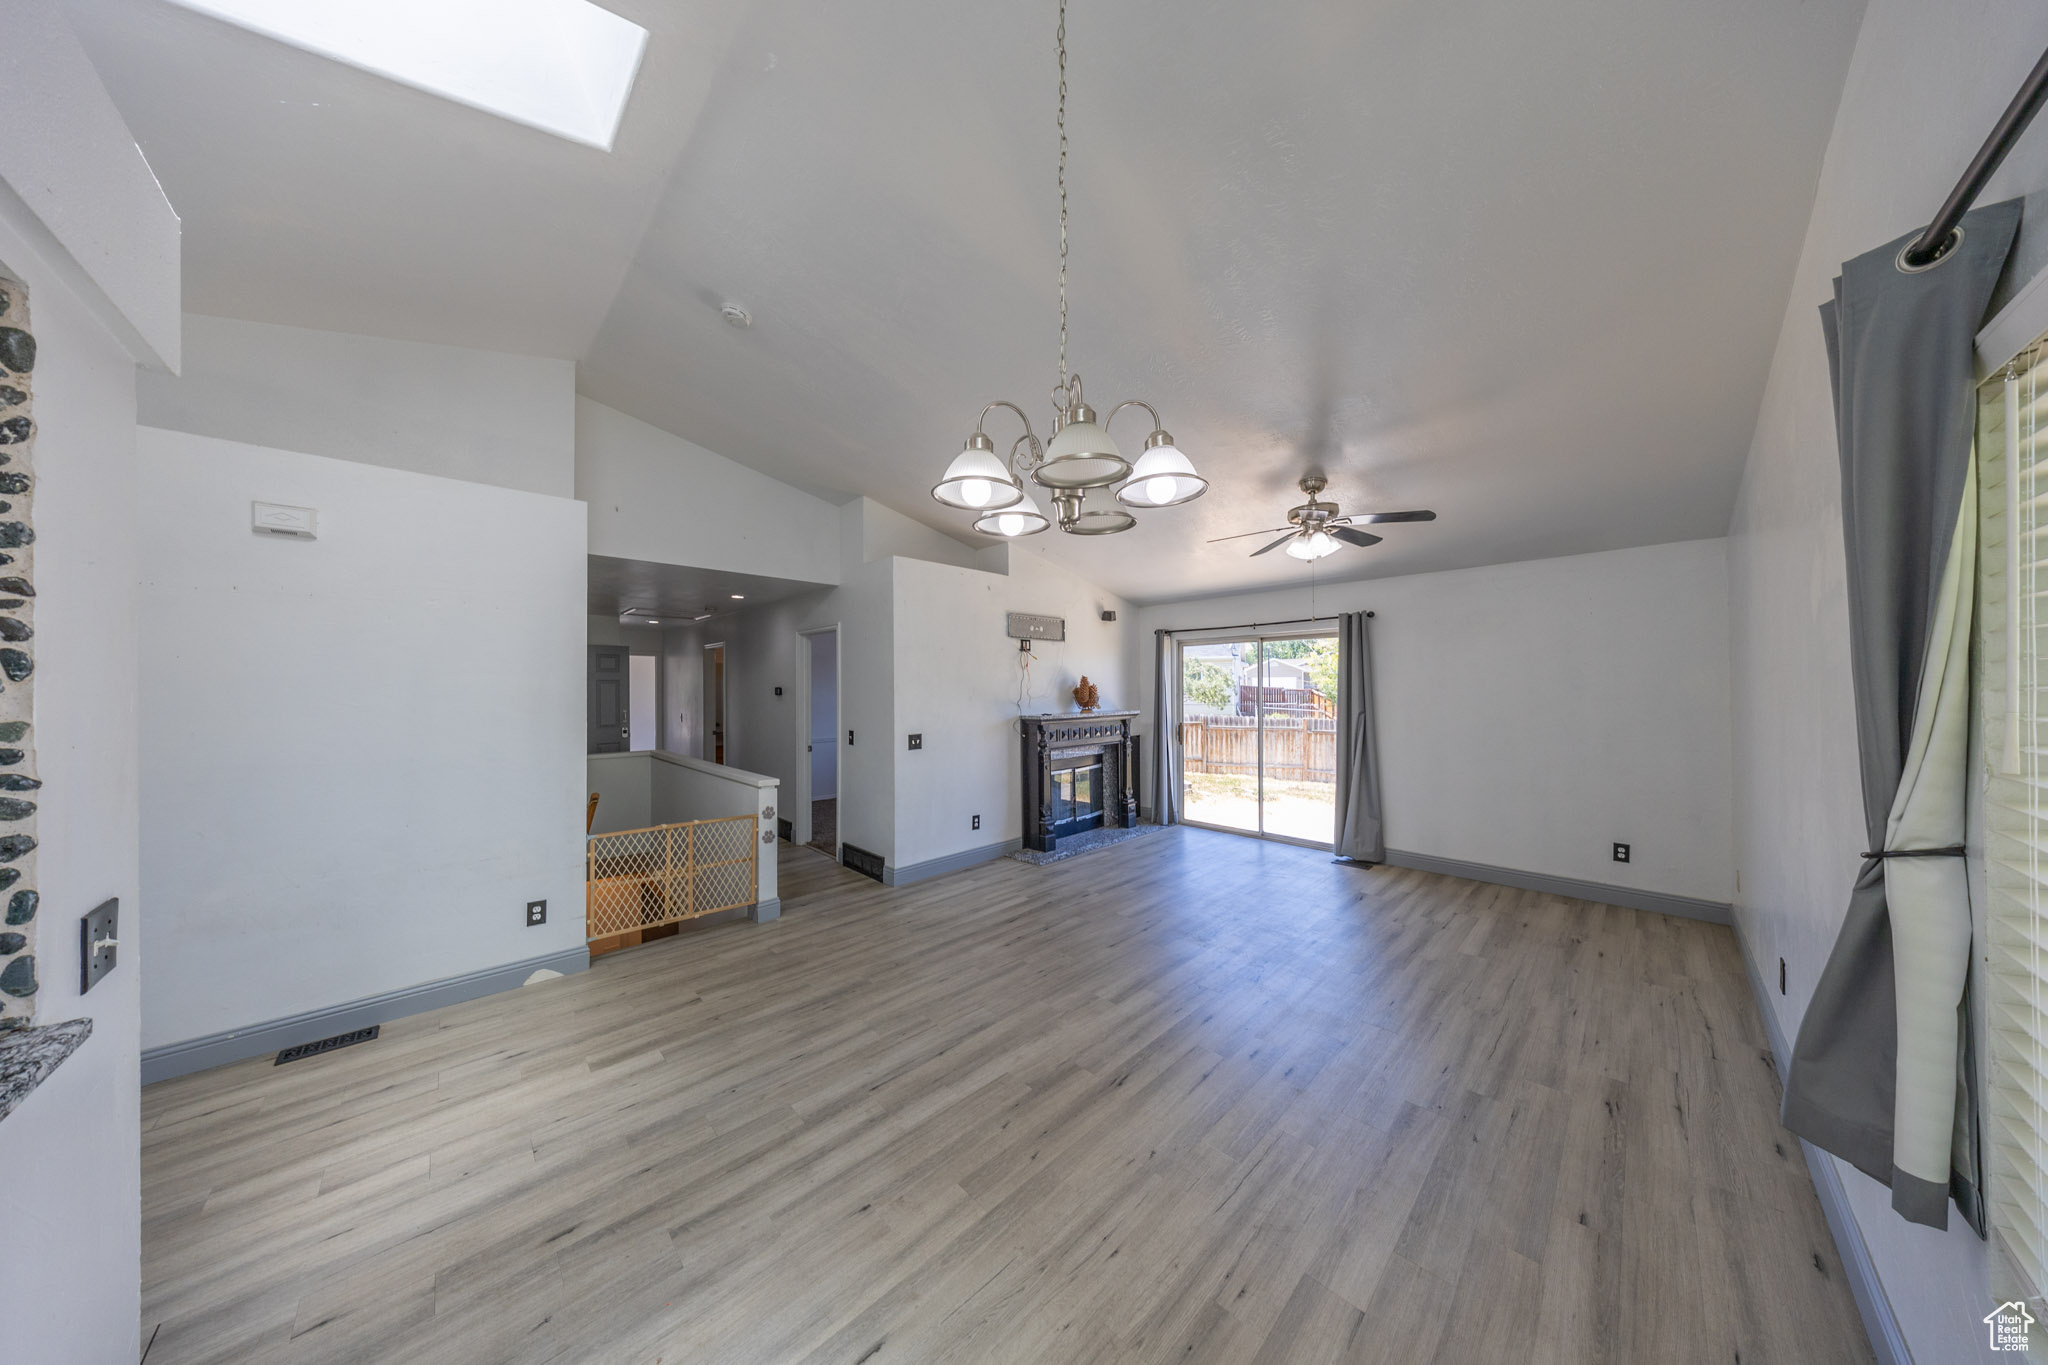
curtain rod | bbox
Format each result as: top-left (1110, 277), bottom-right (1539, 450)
top-left (1156, 611), bottom-right (1372, 637)
top-left (1903, 43), bottom-right (2048, 268)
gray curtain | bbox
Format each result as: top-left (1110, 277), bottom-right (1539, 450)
top-left (1151, 630), bottom-right (1178, 825)
top-left (1782, 199), bottom-right (2019, 1233)
top-left (1333, 612), bottom-right (1384, 862)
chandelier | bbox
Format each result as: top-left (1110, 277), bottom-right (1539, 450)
top-left (931, 0), bottom-right (1206, 538)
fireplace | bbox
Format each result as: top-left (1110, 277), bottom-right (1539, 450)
top-left (1020, 711), bottom-right (1138, 853)
top-left (1050, 756), bottom-right (1105, 838)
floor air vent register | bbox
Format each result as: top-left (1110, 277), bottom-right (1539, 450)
top-left (275, 1025), bottom-right (379, 1066)
top-left (841, 842), bottom-right (884, 882)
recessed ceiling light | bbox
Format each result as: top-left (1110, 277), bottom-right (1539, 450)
top-left (730, 593), bottom-right (746, 600)
top-left (165, 0), bottom-right (647, 150)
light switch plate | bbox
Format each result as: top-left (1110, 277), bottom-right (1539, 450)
top-left (908, 733), bottom-right (923, 750)
top-left (80, 898), bottom-right (118, 995)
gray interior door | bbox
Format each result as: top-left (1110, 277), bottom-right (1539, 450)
top-left (589, 646), bottom-right (628, 753)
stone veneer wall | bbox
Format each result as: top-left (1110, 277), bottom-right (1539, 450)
top-left (0, 277), bottom-right (41, 1028)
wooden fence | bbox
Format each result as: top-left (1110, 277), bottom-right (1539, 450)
top-left (1180, 715), bottom-right (1336, 783)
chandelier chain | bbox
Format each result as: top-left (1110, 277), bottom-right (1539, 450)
top-left (1056, 0), bottom-right (1068, 398)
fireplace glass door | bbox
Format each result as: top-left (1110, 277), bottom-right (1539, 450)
top-left (1178, 634), bottom-right (1336, 847)
top-left (1051, 758), bottom-right (1107, 838)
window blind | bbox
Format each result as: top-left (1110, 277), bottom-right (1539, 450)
top-left (1979, 331), bottom-right (2048, 1311)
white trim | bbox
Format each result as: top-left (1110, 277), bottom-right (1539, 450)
top-left (141, 946), bottom-right (591, 1084)
top-left (1979, 260), bottom-right (2048, 380)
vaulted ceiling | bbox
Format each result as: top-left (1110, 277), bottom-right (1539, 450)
top-left (69, 0), bottom-right (1868, 603)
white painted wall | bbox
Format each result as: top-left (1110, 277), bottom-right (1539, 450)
top-left (662, 553), bottom-right (896, 864)
top-left (586, 751), bottom-right (652, 836)
top-left (0, 235), bottom-right (147, 1365)
top-left (0, 0), bottom-right (180, 371)
top-left (577, 396), bottom-right (841, 585)
top-left (848, 496), bottom-right (981, 570)
top-left (658, 529), bottom-right (1134, 875)
top-left (138, 430), bottom-right (588, 1049)
top-left (1133, 539), bottom-right (1734, 904)
top-left (0, 13), bottom-right (175, 1359)
top-left (1727, 4), bottom-right (2048, 1358)
top-left (892, 549), bottom-right (1133, 870)
top-left (138, 315), bottom-right (575, 497)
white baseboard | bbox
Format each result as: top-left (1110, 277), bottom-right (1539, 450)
top-left (141, 945), bottom-right (590, 1085)
top-left (1381, 848), bottom-right (1732, 925)
top-left (1731, 921), bottom-right (1908, 1365)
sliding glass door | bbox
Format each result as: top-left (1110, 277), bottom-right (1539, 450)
top-left (1178, 634), bottom-right (1336, 847)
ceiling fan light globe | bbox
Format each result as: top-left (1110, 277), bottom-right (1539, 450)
top-left (1284, 534), bottom-right (1317, 562)
top-left (933, 445), bottom-right (1023, 510)
top-left (1114, 443), bottom-right (1207, 507)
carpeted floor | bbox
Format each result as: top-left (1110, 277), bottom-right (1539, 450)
top-left (809, 797), bottom-right (836, 853)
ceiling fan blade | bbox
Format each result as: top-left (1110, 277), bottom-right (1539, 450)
top-left (1328, 526), bottom-right (1382, 548)
top-left (1207, 525), bottom-right (1295, 543)
top-left (1250, 532), bottom-right (1300, 557)
top-left (1351, 509), bottom-right (1437, 524)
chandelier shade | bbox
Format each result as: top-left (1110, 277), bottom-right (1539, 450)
top-left (1116, 438), bottom-right (1206, 507)
top-left (972, 487), bottom-right (1051, 537)
top-left (932, 437), bottom-right (1025, 510)
top-left (1032, 405), bottom-right (1130, 489)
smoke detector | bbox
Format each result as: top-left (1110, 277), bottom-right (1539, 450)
top-left (720, 303), bottom-right (751, 329)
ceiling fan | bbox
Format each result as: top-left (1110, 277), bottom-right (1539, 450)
top-left (1209, 475), bottom-right (1436, 560)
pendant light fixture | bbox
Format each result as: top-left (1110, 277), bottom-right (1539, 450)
top-left (932, 0), bottom-right (1206, 537)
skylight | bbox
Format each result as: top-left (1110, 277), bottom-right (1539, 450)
top-left (167, 0), bottom-right (648, 151)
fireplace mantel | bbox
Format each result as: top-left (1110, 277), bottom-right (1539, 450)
top-left (1019, 711), bottom-right (1139, 854)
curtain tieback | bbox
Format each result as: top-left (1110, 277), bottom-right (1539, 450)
top-left (1860, 844), bottom-right (1967, 861)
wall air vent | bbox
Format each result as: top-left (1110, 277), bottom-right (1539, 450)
top-left (275, 1025), bottom-right (379, 1065)
top-left (841, 842), bottom-right (885, 882)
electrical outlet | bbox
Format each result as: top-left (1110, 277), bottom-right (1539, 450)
top-left (1780, 957), bottom-right (1787, 995)
top-left (774, 686), bottom-right (784, 696)
top-left (526, 899), bottom-right (547, 927)
top-left (847, 729), bottom-right (855, 746)
top-left (908, 733), bottom-right (923, 750)
top-left (1611, 842), bottom-right (1630, 864)
top-left (972, 814), bottom-right (981, 831)
top-left (79, 898), bottom-right (118, 995)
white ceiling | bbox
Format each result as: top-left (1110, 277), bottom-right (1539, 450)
top-left (70, 0), bottom-right (1869, 604)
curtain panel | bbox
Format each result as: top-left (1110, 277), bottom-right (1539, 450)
top-left (1333, 611), bottom-right (1384, 863)
top-left (1782, 199), bottom-right (2019, 1231)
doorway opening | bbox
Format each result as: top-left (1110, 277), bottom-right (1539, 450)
top-left (628, 655), bottom-right (656, 750)
top-left (1177, 633), bottom-right (1337, 847)
top-left (795, 626), bottom-right (840, 856)
top-left (703, 643), bottom-right (727, 764)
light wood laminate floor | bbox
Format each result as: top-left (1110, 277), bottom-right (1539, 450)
top-left (142, 827), bottom-right (1872, 1364)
